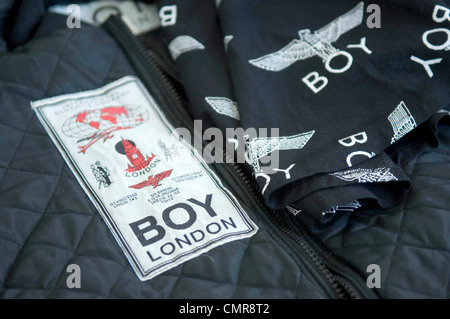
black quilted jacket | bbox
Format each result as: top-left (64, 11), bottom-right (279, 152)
top-left (0, 0), bottom-right (449, 300)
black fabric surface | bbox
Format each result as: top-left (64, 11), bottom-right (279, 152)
top-left (154, 0), bottom-right (450, 219)
top-left (0, 4), bottom-right (337, 299)
top-left (0, 0), bottom-right (448, 299)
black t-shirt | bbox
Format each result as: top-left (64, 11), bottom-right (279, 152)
top-left (154, 0), bottom-right (450, 220)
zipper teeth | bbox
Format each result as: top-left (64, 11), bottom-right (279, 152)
top-left (295, 218), bottom-right (364, 298)
top-left (112, 17), bottom-right (186, 114)
top-left (106, 17), bottom-right (349, 299)
top-left (222, 151), bottom-right (346, 297)
top-left (334, 276), bottom-right (360, 299)
top-left (228, 160), bottom-right (346, 299)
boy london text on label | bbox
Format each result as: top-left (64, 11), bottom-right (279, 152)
top-left (31, 76), bottom-right (258, 281)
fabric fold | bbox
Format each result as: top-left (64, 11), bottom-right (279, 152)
top-left (153, 0), bottom-right (449, 220)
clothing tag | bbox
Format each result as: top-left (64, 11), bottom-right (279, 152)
top-left (31, 76), bottom-right (258, 281)
top-left (49, 1), bottom-right (160, 35)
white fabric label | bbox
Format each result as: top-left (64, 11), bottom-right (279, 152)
top-left (49, 1), bottom-right (160, 35)
top-left (31, 76), bottom-right (258, 281)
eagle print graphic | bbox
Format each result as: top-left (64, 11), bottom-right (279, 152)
top-left (388, 101), bottom-right (417, 144)
top-left (330, 167), bottom-right (398, 183)
top-left (249, 2), bottom-right (364, 71)
top-left (245, 131), bottom-right (315, 173)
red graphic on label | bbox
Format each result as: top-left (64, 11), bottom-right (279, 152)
top-left (129, 169), bottom-right (173, 189)
top-left (62, 105), bottom-right (148, 154)
top-left (99, 107), bottom-right (128, 124)
top-left (122, 139), bottom-right (155, 173)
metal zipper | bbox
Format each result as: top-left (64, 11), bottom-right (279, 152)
top-left (226, 157), bottom-right (378, 299)
top-left (228, 160), bottom-right (347, 298)
top-left (103, 15), bottom-right (377, 299)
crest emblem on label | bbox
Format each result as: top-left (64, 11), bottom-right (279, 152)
top-left (115, 139), bottom-right (156, 173)
top-left (129, 169), bottom-right (173, 189)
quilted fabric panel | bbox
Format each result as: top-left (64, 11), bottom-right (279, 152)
top-left (318, 122), bottom-right (450, 298)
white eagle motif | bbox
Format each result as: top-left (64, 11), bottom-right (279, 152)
top-left (249, 2), bottom-right (364, 71)
top-left (168, 35), bottom-right (205, 60)
top-left (205, 97), bottom-right (240, 120)
top-left (245, 131), bottom-right (315, 173)
top-left (388, 101), bottom-right (417, 144)
top-left (330, 167), bottom-right (398, 183)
